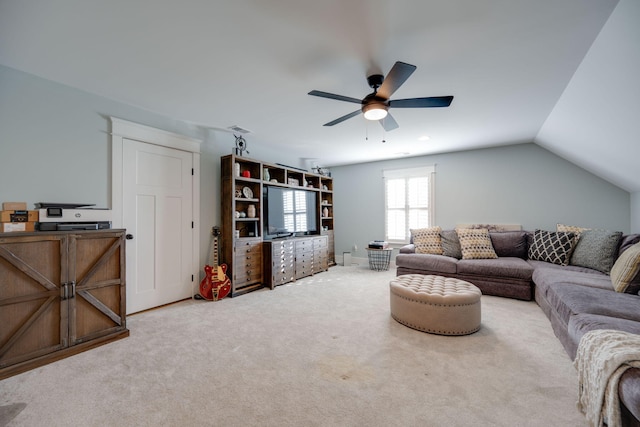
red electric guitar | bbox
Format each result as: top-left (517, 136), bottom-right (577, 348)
top-left (199, 227), bottom-right (231, 301)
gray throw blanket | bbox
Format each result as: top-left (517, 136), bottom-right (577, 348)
top-left (574, 329), bottom-right (640, 427)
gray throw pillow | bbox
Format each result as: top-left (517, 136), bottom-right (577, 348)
top-left (440, 229), bottom-right (462, 259)
top-left (490, 231), bottom-right (528, 259)
top-left (570, 229), bottom-right (623, 274)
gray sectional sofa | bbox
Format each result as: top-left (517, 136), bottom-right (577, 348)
top-left (395, 229), bottom-right (640, 426)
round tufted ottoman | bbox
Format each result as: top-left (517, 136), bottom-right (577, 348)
top-left (389, 274), bottom-right (482, 335)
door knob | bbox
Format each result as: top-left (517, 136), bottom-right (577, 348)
top-left (126, 234), bottom-right (134, 240)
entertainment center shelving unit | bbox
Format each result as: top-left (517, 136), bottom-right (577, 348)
top-left (221, 154), bottom-right (335, 297)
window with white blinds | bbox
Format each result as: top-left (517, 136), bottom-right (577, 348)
top-left (283, 190), bottom-right (310, 232)
top-left (383, 166), bottom-right (435, 244)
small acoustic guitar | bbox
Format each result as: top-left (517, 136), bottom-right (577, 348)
top-left (199, 227), bottom-right (231, 301)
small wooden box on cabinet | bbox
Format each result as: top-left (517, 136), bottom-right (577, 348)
top-left (0, 229), bottom-right (129, 380)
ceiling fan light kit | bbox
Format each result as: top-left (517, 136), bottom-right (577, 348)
top-left (362, 102), bottom-right (388, 120)
top-left (309, 61), bottom-right (454, 131)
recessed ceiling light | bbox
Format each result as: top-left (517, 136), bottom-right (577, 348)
top-left (418, 135), bottom-right (430, 141)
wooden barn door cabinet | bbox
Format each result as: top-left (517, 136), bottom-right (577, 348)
top-left (0, 230), bottom-right (129, 380)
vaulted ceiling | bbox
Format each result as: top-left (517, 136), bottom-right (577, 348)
top-left (1, 0), bottom-right (638, 191)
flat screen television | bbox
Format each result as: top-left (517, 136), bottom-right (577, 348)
top-left (263, 186), bottom-right (318, 239)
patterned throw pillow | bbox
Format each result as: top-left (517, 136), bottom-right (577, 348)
top-left (557, 223), bottom-right (590, 247)
top-left (610, 242), bottom-right (640, 293)
top-left (528, 229), bottom-right (575, 266)
top-left (556, 223), bottom-right (590, 238)
top-left (570, 229), bottom-right (623, 274)
top-left (411, 227), bottom-right (443, 255)
top-left (456, 228), bottom-right (497, 260)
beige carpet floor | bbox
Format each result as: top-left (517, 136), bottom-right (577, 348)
top-left (0, 265), bottom-right (586, 426)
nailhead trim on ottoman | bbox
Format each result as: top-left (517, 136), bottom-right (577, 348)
top-left (390, 274), bottom-right (482, 335)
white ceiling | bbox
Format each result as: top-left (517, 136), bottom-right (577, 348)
top-left (2, 0), bottom-right (635, 188)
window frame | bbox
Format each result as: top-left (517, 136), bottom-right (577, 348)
top-left (383, 165), bottom-right (436, 245)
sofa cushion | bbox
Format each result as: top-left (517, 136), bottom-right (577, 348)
top-left (566, 313), bottom-right (640, 361)
top-left (440, 229), bottom-right (462, 259)
top-left (569, 313), bottom-right (640, 346)
top-left (528, 260), bottom-right (605, 276)
top-left (528, 230), bottom-right (575, 266)
top-left (394, 253), bottom-right (458, 274)
top-left (610, 242), bottom-right (640, 294)
top-left (399, 244), bottom-right (415, 254)
top-left (489, 231), bottom-right (528, 259)
top-left (411, 227), bottom-right (444, 255)
top-left (543, 283), bottom-right (640, 325)
top-left (570, 229), bottom-right (622, 274)
top-left (532, 266), bottom-right (611, 294)
top-left (457, 257), bottom-right (533, 280)
top-left (456, 228), bottom-right (497, 260)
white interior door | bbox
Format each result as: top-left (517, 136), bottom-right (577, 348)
top-left (123, 139), bottom-right (194, 314)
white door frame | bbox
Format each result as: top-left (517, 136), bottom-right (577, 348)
top-left (110, 117), bottom-right (201, 305)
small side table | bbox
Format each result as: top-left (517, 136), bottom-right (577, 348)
top-left (366, 248), bottom-right (393, 271)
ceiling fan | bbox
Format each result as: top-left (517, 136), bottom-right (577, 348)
top-left (308, 61), bottom-right (453, 131)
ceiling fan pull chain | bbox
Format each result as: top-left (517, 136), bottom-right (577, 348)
top-left (382, 120), bottom-right (386, 143)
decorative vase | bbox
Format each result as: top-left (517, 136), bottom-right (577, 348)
top-left (263, 168), bottom-right (270, 182)
top-left (248, 204), bottom-right (256, 218)
top-left (235, 162), bottom-right (240, 177)
top-left (323, 207), bottom-right (329, 218)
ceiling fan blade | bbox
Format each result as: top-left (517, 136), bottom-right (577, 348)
top-left (323, 109), bottom-right (362, 126)
top-left (379, 113), bottom-right (399, 132)
top-left (389, 96), bottom-right (454, 108)
top-left (376, 62), bottom-right (417, 100)
top-left (308, 90), bottom-right (362, 104)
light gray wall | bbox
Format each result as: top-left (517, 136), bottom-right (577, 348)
top-left (0, 64), bottom-right (203, 207)
top-left (0, 65), bottom-right (309, 268)
top-left (632, 192), bottom-right (640, 233)
top-left (331, 143), bottom-right (631, 259)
